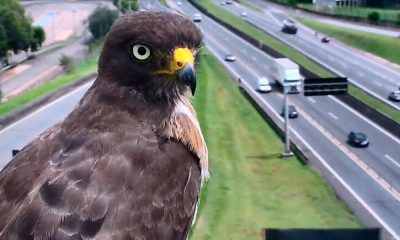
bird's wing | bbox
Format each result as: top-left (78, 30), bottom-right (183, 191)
top-left (0, 130), bottom-right (201, 240)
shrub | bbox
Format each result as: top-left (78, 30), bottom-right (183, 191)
top-left (288, 0), bottom-right (298, 7)
top-left (113, 0), bottom-right (139, 13)
top-left (59, 54), bottom-right (74, 73)
top-left (367, 11), bottom-right (380, 23)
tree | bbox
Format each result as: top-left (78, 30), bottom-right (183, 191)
top-left (367, 11), bottom-right (380, 23)
top-left (113, 0), bottom-right (139, 13)
top-left (88, 7), bottom-right (119, 39)
top-left (0, 24), bottom-right (7, 58)
top-left (0, 5), bottom-right (32, 54)
top-left (0, 0), bottom-right (42, 55)
top-left (32, 26), bottom-right (45, 48)
top-left (288, 0), bottom-right (298, 7)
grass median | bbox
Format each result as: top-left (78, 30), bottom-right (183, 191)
top-left (0, 51), bottom-right (99, 118)
top-left (190, 48), bottom-right (361, 239)
top-left (190, 0), bottom-right (400, 123)
top-left (298, 4), bottom-right (400, 22)
top-left (297, 18), bottom-right (400, 65)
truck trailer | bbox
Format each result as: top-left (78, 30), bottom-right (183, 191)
top-left (270, 58), bottom-right (302, 93)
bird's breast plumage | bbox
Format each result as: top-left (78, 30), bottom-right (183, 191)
top-left (162, 98), bottom-right (209, 183)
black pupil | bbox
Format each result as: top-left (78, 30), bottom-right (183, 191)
top-left (138, 47), bottom-right (147, 56)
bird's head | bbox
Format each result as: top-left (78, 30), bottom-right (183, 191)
top-left (98, 11), bottom-right (202, 104)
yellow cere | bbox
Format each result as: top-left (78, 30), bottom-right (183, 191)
top-left (153, 48), bottom-right (194, 76)
top-left (171, 48), bottom-right (195, 72)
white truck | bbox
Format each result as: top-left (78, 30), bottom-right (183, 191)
top-left (269, 58), bottom-right (302, 94)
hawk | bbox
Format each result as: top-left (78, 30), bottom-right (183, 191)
top-left (0, 11), bottom-right (208, 240)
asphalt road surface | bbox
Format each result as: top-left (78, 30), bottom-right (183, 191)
top-left (153, 0), bottom-right (400, 238)
top-left (223, 0), bottom-right (400, 110)
top-left (0, 1), bottom-right (399, 239)
top-left (0, 2), bottom-right (98, 99)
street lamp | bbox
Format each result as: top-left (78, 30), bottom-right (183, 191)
top-left (281, 84), bottom-right (294, 157)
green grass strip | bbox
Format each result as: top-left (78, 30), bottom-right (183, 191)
top-left (298, 3), bottom-right (400, 21)
top-left (297, 18), bottom-right (400, 65)
top-left (237, 0), bottom-right (263, 12)
top-left (190, 48), bottom-right (361, 239)
top-left (0, 52), bottom-right (99, 117)
top-left (192, 0), bottom-right (400, 123)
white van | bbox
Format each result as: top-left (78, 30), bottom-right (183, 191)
top-left (257, 77), bottom-right (272, 93)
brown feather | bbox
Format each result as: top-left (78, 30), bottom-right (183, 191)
top-left (0, 11), bottom-right (206, 240)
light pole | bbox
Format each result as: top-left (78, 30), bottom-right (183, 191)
top-left (281, 84), bottom-right (294, 157)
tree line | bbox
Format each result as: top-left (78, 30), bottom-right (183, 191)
top-left (0, 0), bottom-right (45, 62)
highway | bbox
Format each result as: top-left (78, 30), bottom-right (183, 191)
top-left (145, 0), bottom-right (400, 238)
top-left (0, 0), bottom-right (399, 239)
top-left (0, 2), bottom-right (98, 99)
top-left (216, 0), bottom-right (400, 110)
top-left (0, 81), bottom-right (92, 168)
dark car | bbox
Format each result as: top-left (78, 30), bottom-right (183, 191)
top-left (388, 91), bottom-right (400, 102)
top-left (281, 19), bottom-right (297, 34)
top-left (226, 0), bottom-right (233, 4)
top-left (281, 105), bottom-right (298, 119)
top-left (348, 131), bottom-right (369, 147)
top-left (321, 37), bottom-right (330, 43)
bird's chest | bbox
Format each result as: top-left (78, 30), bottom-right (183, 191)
top-left (162, 100), bottom-right (209, 183)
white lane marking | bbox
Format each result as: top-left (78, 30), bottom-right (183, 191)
top-left (329, 96), bottom-right (400, 145)
top-left (385, 154), bottom-right (400, 168)
top-left (357, 72), bottom-right (365, 77)
top-left (339, 62), bottom-right (348, 69)
top-left (205, 35), bottom-right (261, 77)
top-left (328, 112), bottom-right (338, 120)
top-left (293, 103), bottom-right (400, 202)
top-left (237, 12), bottom-right (400, 110)
top-left (240, 69), bottom-right (400, 240)
top-left (307, 97), bottom-right (316, 103)
top-left (204, 46), bottom-right (400, 239)
top-left (203, 1), bottom-right (400, 142)
top-left (0, 81), bottom-right (94, 134)
top-left (373, 81), bottom-right (382, 87)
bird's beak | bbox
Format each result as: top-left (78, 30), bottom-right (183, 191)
top-left (173, 48), bottom-right (196, 95)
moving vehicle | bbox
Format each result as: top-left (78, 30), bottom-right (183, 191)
top-left (193, 13), bottom-right (202, 22)
top-left (224, 54), bottom-right (236, 62)
top-left (348, 131), bottom-right (369, 147)
top-left (256, 77), bottom-right (272, 93)
top-left (388, 91), bottom-right (400, 102)
top-left (281, 105), bottom-right (298, 119)
top-left (282, 19), bottom-right (297, 34)
top-left (226, 0), bottom-right (233, 4)
top-left (241, 12), bottom-right (247, 17)
top-left (176, 1), bottom-right (182, 5)
top-left (321, 37), bottom-right (330, 43)
top-left (269, 58), bottom-right (302, 93)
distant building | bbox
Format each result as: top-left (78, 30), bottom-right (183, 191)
top-left (314, 0), bottom-right (365, 12)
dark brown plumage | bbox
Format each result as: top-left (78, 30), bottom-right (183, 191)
top-left (0, 11), bottom-right (208, 240)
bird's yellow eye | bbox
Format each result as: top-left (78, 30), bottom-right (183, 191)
top-left (132, 44), bottom-right (151, 60)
